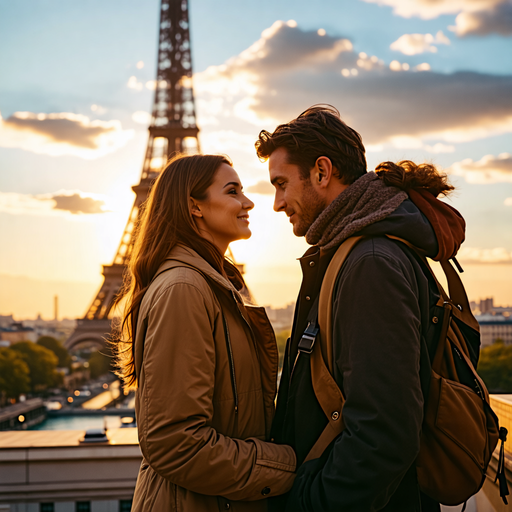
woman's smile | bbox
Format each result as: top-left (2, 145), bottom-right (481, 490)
top-left (192, 163), bottom-right (255, 254)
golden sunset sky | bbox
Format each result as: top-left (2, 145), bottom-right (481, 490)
top-left (1, 0), bottom-right (511, 319)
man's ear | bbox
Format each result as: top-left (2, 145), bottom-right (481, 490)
top-left (313, 156), bottom-right (334, 188)
top-left (190, 198), bottom-right (203, 218)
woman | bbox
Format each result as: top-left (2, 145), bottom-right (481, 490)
top-left (113, 154), bottom-right (296, 511)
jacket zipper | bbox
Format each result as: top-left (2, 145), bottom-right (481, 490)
top-left (222, 312), bottom-right (239, 415)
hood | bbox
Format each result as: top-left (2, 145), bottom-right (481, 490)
top-left (156, 244), bottom-right (239, 295)
top-left (358, 191), bottom-right (465, 260)
top-left (408, 189), bottom-right (465, 261)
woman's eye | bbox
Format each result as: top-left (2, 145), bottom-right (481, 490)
top-left (228, 188), bottom-right (237, 194)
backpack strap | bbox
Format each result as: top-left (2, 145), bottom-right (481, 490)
top-left (303, 236), bottom-right (363, 463)
top-left (317, 236), bottom-right (364, 374)
top-left (386, 235), bottom-right (479, 332)
top-left (305, 234), bottom-right (473, 463)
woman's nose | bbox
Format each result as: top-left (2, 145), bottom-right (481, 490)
top-left (243, 195), bottom-right (254, 211)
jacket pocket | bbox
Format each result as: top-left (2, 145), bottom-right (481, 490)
top-left (134, 465), bottom-right (175, 512)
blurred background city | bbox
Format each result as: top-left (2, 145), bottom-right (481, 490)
top-left (0, 0), bottom-right (511, 510)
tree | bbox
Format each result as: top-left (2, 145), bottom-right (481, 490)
top-left (88, 347), bottom-right (114, 379)
top-left (275, 330), bottom-right (290, 373)
top-left (0, 347), bottom-right (31, 402)
top-left (10, 341), bottom-right (60, 392)
top-left (477, 339), bottom-right (512, 393)
top-left (37, 336), bottom-right (71, 368)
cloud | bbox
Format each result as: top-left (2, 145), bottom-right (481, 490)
top-left (424, 143), bottom-right (455, 153)
top-left (145, 80), bottom-right (168, 90)
top-left (414, 63), bottom-right (431, 71)
top-left (390, 31), bottom-right (450, 55)
top-left (389, 60), bottom-right (410, 71)
top-left (90, 104), bottom-right (106, 115)
top-left (505, 197), bottom-right (512, 206)
top-left (361, 0), bottom-right (502, 20)
top-left (132, 111), bottom-right (152, 124)
top-left (0, 190), bottom-right (108, 216)
top-left (449, 153), bottom-right (512, 183)
top-left (452, 1), bottom-right (512, 36)
top-left (200, 130), bottom-right (259, 157)
top-left (246, 181), bottom-right (275, 195)
top-left (194, 22), bottom-right (512, 149)
top-left (0, 112), bottom-right (133, 159)
top-left (363, 0), bottom-right (512, 37)
top-left (52, 193), bottom-right (107, 214)
top-left (458, 247), bottom-right (512, 264)
top-left (127, 76), bottom-right (143, 90)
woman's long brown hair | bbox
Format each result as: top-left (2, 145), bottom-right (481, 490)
top-left (375, 160), bottom-right (454, 197)
top-left (112, 153), bottom-right (244, 389)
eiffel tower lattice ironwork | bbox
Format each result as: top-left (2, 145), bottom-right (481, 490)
top-left (66, 0), bottom-right (200, 350)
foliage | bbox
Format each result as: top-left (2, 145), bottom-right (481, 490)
top-left (477, 339), bottom-right (512, 393)
top-left (0, 347), bottom-right (31, 400)
top-left (10, 341), bottom-right (60, 392)
top-left (88, 346), bottom-right (114, 379)
top-left (37, 336), bottom-right (71, 368)
top-left (275, 330), bottom-right (290, 373)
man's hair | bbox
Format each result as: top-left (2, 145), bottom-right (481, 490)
top-left (255, 105), bottom-right (367, 184)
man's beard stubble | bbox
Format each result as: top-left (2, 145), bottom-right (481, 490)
top-left (294, 180), bottom-right (328, 237)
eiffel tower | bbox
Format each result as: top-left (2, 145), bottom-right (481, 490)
top-left (66, 0), bottom-right (200, 350)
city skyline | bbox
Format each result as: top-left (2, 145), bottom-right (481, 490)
top-left (1, 0), bottom-right (511, 318)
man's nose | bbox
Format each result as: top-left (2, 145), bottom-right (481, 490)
top-left (273, 193), bottom-right (286, 213)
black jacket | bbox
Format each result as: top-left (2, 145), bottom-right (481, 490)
top-left (270, 199), bottom-right (445, 512)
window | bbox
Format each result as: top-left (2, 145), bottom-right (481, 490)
top-left (40, 505), bottom-right (54, 512)
top-left (76, 503), bottom-right (91, 512)
top-left (119, 500), bottom-right (132, 512)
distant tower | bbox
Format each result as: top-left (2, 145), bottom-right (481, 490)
top-left (54, 295), bottom-right (59, 322)
top-left (66, 0), bottom-right (200, 350)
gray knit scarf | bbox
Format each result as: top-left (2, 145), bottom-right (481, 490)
top-left (306, 172), bottom-right (408, 250)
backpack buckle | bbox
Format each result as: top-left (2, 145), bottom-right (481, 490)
top-left (298, 322), bottom-right (319, 354)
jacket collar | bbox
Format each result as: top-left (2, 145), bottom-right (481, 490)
top-left (156, 244), bottom-right (241, 298)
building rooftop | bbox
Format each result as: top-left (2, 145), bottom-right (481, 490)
top-left (476, 314), bottom-right (512, 324)
top-left (490, 394), bottom-right (512, 405)
top-left (0, 325), bottom-right (35, 332)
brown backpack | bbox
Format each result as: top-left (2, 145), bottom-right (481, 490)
top-left (301, 235), bottom-right (509, 507)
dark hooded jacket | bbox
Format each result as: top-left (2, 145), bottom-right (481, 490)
top-left (269, 195), bottom-right (465, 512)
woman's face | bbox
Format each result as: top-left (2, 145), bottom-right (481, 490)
top-left (192, 163), bottom-right (255, 253)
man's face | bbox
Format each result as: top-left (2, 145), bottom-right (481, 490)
top-left (269, 147), bottom-right (327, 237)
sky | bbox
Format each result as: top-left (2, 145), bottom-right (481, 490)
top-left (0, 0), bottom-right (511, 319)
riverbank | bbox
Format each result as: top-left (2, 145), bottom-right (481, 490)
top-left (0, 398), bottom-right (46, 431)
top-left (30, 413), bottom-right (134, 431)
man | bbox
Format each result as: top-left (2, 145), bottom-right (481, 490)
top-left (255, 105), bottom-right (465, 511)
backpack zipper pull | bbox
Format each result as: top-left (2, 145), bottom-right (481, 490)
top-left (494, 427), bottom-right (509, 504)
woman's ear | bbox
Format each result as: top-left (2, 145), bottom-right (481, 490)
top-left (190, 198), bottom-right (203, 218)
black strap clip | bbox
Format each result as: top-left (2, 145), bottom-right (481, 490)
top-left (298, 322), bottom-right (319, 355)
top-left (495, 427), bottom-right (509, 504)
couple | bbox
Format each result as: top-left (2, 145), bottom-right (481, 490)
top-left (115, 105), bottom-right (464, 512)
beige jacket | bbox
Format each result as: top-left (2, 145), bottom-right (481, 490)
top-left (132, 245), bottom-right (296, 511)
